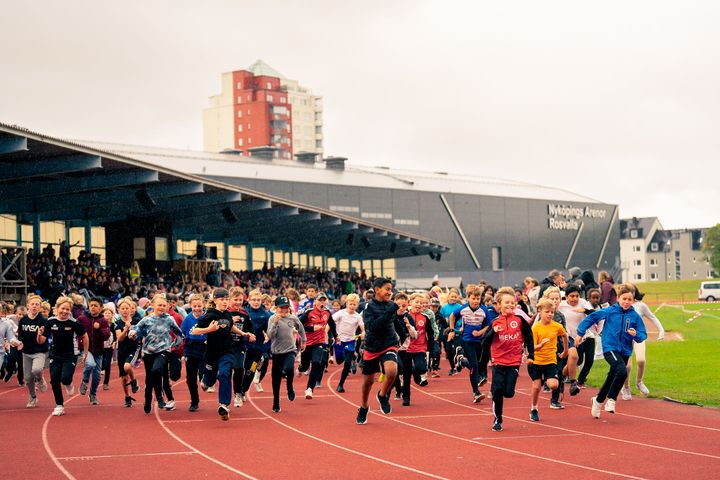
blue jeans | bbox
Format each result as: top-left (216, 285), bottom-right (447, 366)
top-left (82, 352), bottom-right (102, 396)
top-left (203, 353), bottom-right (233, 406)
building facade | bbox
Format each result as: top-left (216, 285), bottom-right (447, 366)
top-left (620, 217), bottom-right (713, 281)
top-left (203, 61), bottom-right (323, 160)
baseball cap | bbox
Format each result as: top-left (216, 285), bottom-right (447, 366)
top-left (275, 296), bottom-right (290, 307)
top-left (316, 292), bottom-right (328, 301)
top-left (212, 288), bottom-right (230, 299)
top-left (430, 298), bottom-right (441, 307)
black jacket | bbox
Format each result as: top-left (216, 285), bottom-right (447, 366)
top-left (362, 299), bottom-right (402, 353)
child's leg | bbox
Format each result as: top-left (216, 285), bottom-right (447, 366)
top-left (577, 339), bottom-right (595, 384)
top-left (624, 355), bottom-right (633, 388)
top-left (463, 340), bottom-right (481, 394)
top-left (217, 354), bottom-right (233, 406)
top-left (185, 356), bottom-right (200, 406)
top-left (401, 352), bottom-right (412, 400)
top-left (271, 354), bottom-right (283, 408)
top-left (531, 378), bottom-right (542, 407)
top-left (412, 353), bottom-right (428, 385)
top-left (306, 345), bottom-right (323, 391)
top-left (634, 341), bottom-right (647, 385)
top-left (490, 365), bottom-right (506, 424)
top-left (142, 354), bottom-right (156, 407)
top-left (564, 347), bottom-right (579, 381)
top-left (283, 352), bottom-right (296, 396)
top-left (597, 351), bottom-right (628, 402)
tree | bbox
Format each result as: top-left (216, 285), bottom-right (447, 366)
top-left (703, 224), bottom-right (720, 276)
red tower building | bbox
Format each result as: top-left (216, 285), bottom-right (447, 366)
top-left (233, 70), bottom-right (292, 159)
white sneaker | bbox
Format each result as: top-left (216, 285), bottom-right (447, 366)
top-left (621, 386), bottom-right (632, 401)
top-left (591, 397), bottom-right (602, 419)
top-left (64, 384), bottom-right (75, 396)
top-left (305, 388), bottom-right (313, 399)
top-left (164, 400), bottom-right (176, 410)
top-left (604, 398), bottom-right (616, 413)
top-left (39, 377), bottom-right (48, 393)
top-left (253, 371), bottom-right (262, 383)
top-left (254, 382), bottom-right (264, 393)
top-left (52, 405), bottom-right (65, 416)
top-left (234, 393), bottom-right (243, 407)
top-left (636, 382), bottom-right (650, 396)
top-left (207, 385), bottom-right (216, 393)
top-left (26, 396), bottom-right (38, 408)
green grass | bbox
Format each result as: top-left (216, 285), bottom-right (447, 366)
top-left (584, 302), bottom-right (720, 407)
top-left (634, 279), bottom-right (720, 303)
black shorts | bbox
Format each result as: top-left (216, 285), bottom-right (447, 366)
top-left (491, 364), bottom-right (520, 398)
top-left (527, 363), bottom-right (559, 382)
top-left (361, 350), bottom-right (398, 375)
top-left (117, 347), bottom-right (141, 377)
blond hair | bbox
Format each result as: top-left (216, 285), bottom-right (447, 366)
top-left (26, 293), bottom-right (42, 305)
top-left (229, 287), bottom-right (244, 298)
top-left (466, 286), bottom-right (483, 298)
top-left (536, 298), bottom-right (554, 312)
top-left (408, 292), bottom-right (426, 303)
top-left (188, 293), bottom-right (204, 304)
top-left (615, 283), bottom-right (636, 298)
top-left (248, 289), bottom-right (263, 299)
top-left (118, 296), bottom-right (137, 311)
top-left (494, 291), bottom-right (515, 304)
top-left (54, 296), bottom-right (74, 310)
top-left (345, 293), bottom-right (360, 304)
top-left (151, 294), bottom-right (167, 305)
top-left (542, 286), bottom-right (561, 299)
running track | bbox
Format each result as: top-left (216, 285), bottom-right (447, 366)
top-left (2, 363), bottom-right (719, 479)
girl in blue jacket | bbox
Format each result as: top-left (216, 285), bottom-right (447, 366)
top-left (576, 284), bottom-right (647, 419)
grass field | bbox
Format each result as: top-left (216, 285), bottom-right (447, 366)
top-left (634, 278), bottom-right (720, 303)
top-left (584, 302), bottom-right (720, 407)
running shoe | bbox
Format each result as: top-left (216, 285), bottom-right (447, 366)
top-left (305, 388), bottom-right (313, 399)
top-left (576, 382), bottom-right (587, 389)
top-left (394, 392), bottom-right (402, 401)
top-left (448, 368), bottom-right (457, 376)
top-left (431, 371), bottom-right (440, 378)
top-left (351, 361), bottom-right (357, 374)
top-left (591, 397), bottom-right (601, 419)
top-left (315, 381), bottom-right (321, 389)
top-left (336, 385), bottom-right (345, 393)
top-left (218, 403), bottom-right (230, 421)
top-left (144, 402), bottom-right (152, 414)
top-left (473, 392), bottom-right (486, 404)
top-left (542, 383), bottom-right (550, 393)
top-left (164, 400), bottom-right (176, 410)
top-left (636, 382), bottom-right (650, 396)
top-left (89, 394), bottom-right (99, 405)
top-left (604, 398), bottom-right (616, 413)
top-left (157, 400), bottom-right (166, 409)
top-left (549, 401), bottom-right (564, 410)
top-left (26, 396), bottom-right (37, 408)
top-left (254, 382), bottom-right (264, 392)
top-left (492, 420), bottom-right (503, 432)
top-left (419, 374), bottom-right (428, 387)
top-left (188, 403), bottom-right (199, 412)
top-left (79, 380), bottom-right (88, 395)
top-left (621, 386), bottom-right (632, 401)
top-left (288, 388), bottom-right (296, 402)
top-left (234, 393), bottom-right (243, 408)
top-left (130, 379), bottom-right (139, 394)
top-left (377, 391), bottom-right (392, 414)
top-left (39, 377), bottom-right (48, 393)
top-left (569, 380), bottom-right (580, 396)
top-left (102, 384), bottom-right (110, 391)
top-left (64, 384), bottom-right (75, 396)
top-left (124, 396), bottom-right (135, 408)
top-left (402, 397), bottom-right (410, 407)
top-left (356, 406), bottom-right (369, 424)
top-left (52, 405), bottom-right (65, 416)
top-left (529, 408), bottom-right (540, 422)
top-left (478, 376), bottom-right (488, 387)
top-left (272, 405), bottom-right (281, 413)
top-left (207, 385), bottom-right (216, 393)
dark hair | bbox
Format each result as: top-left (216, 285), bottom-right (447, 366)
top-left (564, 285), bottom-right (581, 296)
top-left (306, 284), bottom-right (318, 291)
top-left (88, 298), bottom-right (103, 306)
top-left (372, 277), bottom-right (392, 290)
top-left (627, 283), bottom-right (645, 301)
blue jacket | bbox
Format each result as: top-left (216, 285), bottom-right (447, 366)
top-left (577, 303), bottom-right (647, 357)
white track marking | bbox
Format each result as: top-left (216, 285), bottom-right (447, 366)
top-left (247, 391), bottom-right (450, 479)
top-left (472, 433), bottom-right (582, 441)
top-left (57, 451), bottom-right (195, 461)
top-left (0, 386), bottom-right (23, 397)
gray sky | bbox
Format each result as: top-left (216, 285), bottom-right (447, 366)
top-left (2, 0), bottom-right (718, 230)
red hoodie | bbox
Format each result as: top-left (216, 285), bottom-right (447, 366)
top-left (489, 313), bottom-right (534, 367)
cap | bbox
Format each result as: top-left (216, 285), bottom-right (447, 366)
top-left (316, 292), bottom-right (328, 300)
top-left (275, 296), bottom-right (290, 307)
top-left (430, 298), bottom-right (441, 306)
top-left (212, 288), bottom-right (230, 299)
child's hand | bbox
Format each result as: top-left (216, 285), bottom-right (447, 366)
top-left (471, 329), bottom-right (482, 337)
top-left (128, 331), bottom-right (137, 340)
top-left (560, 350), bottom-right (568, 359)
top-left (493, 325), bottom-right (503, 333)
top-left (247, 333), bottom-right (256, 342)
top-left (627, 328), bottom-right (636, 337)
top-left (208, 320), bottom-right (219, 332)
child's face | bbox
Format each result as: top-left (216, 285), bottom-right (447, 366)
top-left (618, 292), bottom-right (635, 310)
top-left (332, 301), bottom-right (341, 311)
top-left (566, 292), bottom-right (580, 306)
top-left (191, 300), bottom-right (203, 316)
top-left (395, 298), bottom-right (408, 311)
top-left (499, 295), bottom-right (515, 315)
top-left (214, 297), bottom-right (228, 311)
top-left (27, 298), bottom-right (41, 315)
top-left (230, 296), bottom-right (243, 309)
top-left (153, 299), bottom-right (168, 315)
top-left (306, 288), bottom-right (316, 299)
top-left (276, 306), bottom-right (290, 317)
top-left (119, 303), bottom-right (133, 318)
top-left (468, 294), bottom-right (481, 309)
top-left (448, 292), bottom-right (459, 304)
top-left (103, 310), bottom-right (114, 322)
top-left (89, 302), bottom-right (102, 316)
top-left (539, 307), bottom-right (554, 323)
top-left (547, 292), bottom-right (561, 309)
top-left (346, 299), bottom-right (358, 313)
top-left (248, 295), bottom-right (262, 309)
top-left (410, 297), bottom-right (422, 313)
top-left (420, 298), bottom-right (429, 310)
top-left (589, 291), bottom-right (601, 306)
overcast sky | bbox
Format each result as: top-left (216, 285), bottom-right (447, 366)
top-left (2, 1), bottom-right (718, 230)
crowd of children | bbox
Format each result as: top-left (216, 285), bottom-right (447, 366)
top-left (1, 269), bottom-right (660, 431)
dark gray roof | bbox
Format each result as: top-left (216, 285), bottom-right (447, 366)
top-left (619, 217), bottom-right (659, 240)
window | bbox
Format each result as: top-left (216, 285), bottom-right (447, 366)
top-left (650, 258), bottom-right (658, 266)
top-left (361, 212), bottom-right (392, 219)
top-left (394, 219), bottom-right (420, 226)
top-left (247, 109), bottom-right (251, 115)
top-left (267, 94), bottom-right (274, 102)
top-left (650, 272), bottom-right (658, 280)
top-left (237, 138), bottom-right (243, 147)
top-left (492, 247), bottom-right (503, 271)
top-left (633, 259), bottom-right (642, 266)
top-left (155, 237), bottom-right (169, 261)
top-left (247, 123), bottom-right (251, 130)
top-left (237, 110), bottom-right (242, 118)
top-left (329, 205), bottom-right (359, 213)
top-left (248, 137), bottom-right (252, 144)
top-left (236, 82), bottom-right (242, 89)
top-left (634, 273), bottom-right (642, 280)
top-left (266, 82), bottom-right (272, 89)
top-left (280, 97), bottom-right (287, 104)
top-left (693, 257), bottom-right (697, 263)
top-left (650, 242), bottom-right (658, 252)
top-left (237, 96), bottom-right (243, 103)
top-left (630, 230), bottom-right (639, 239)
top-left (633, 245), bottom-right (641, 252)
top-left (237, 124), bottom-right (242, 132)
top-left (133, 237), bottom-right (146, 260)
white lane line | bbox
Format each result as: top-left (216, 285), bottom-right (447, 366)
top-left (57, 451), bottom-right (196, 461)
top-left (163, 416), bottom-right (268, 424)
top-left (0, 386), bottom-right (24, 397)
top-left (328, 370), bottom-right (648, 480)
top-left (247, 391), bottom-right (450, 479)
top-left (472, 433), bottom-right (582, 441)
top-left (412, 382), bottom-right (720, 460)
top-left (153, 380), bottom-right (260, 480)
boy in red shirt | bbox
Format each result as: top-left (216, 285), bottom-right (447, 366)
top-left (483, 291), bottom-right (535, 432)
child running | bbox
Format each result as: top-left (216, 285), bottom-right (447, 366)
top-left (114, 297), bottom-right (142, 407)
top-left (36, 296), bottom-right (89, 416)
top-left (129, 294), bottom-right (185, 414)
top-left (16, 294), bottom-right (49, 408)
top-left (266, 295), bottom-right (306, 413)
top-left (576, 284), bottom-right (648, 418)
top-left (483, 291), bottom-right (535, 432)
top-left (528, 298), bottom-right (568, 422)
top-left (332, 293), bottom-right (365, 393)
top-left (181, 294), bottom-right (207, 412)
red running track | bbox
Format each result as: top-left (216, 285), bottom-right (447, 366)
top-left (1, 361), bottom-right (719, 479)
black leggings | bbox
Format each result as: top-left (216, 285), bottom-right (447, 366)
top-left (491, 365), bottom-right (519, 423)
top-left (271, 351), bottom-right (296, 408)
top-left (143, 352), bottom-right (173, 406)
top-left (185, 355), bottom-right (204, 406)
top-left (597, 351), bottom-right (629, 402)
top-left (49, 355), bottom-right (78, 406)
top-left (576, 338), bottom-right (596, 384)
top-left (300, 344), bottom-right (325, 391)
top-left (102, 347), bottom-right (113, 386)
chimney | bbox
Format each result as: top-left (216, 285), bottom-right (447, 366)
top-left (295, 151), bottom-right (317, 164)
top-left (324, 156), bottom-right (347, 171)
top-left (248, 146), bottom-right (278, 161)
